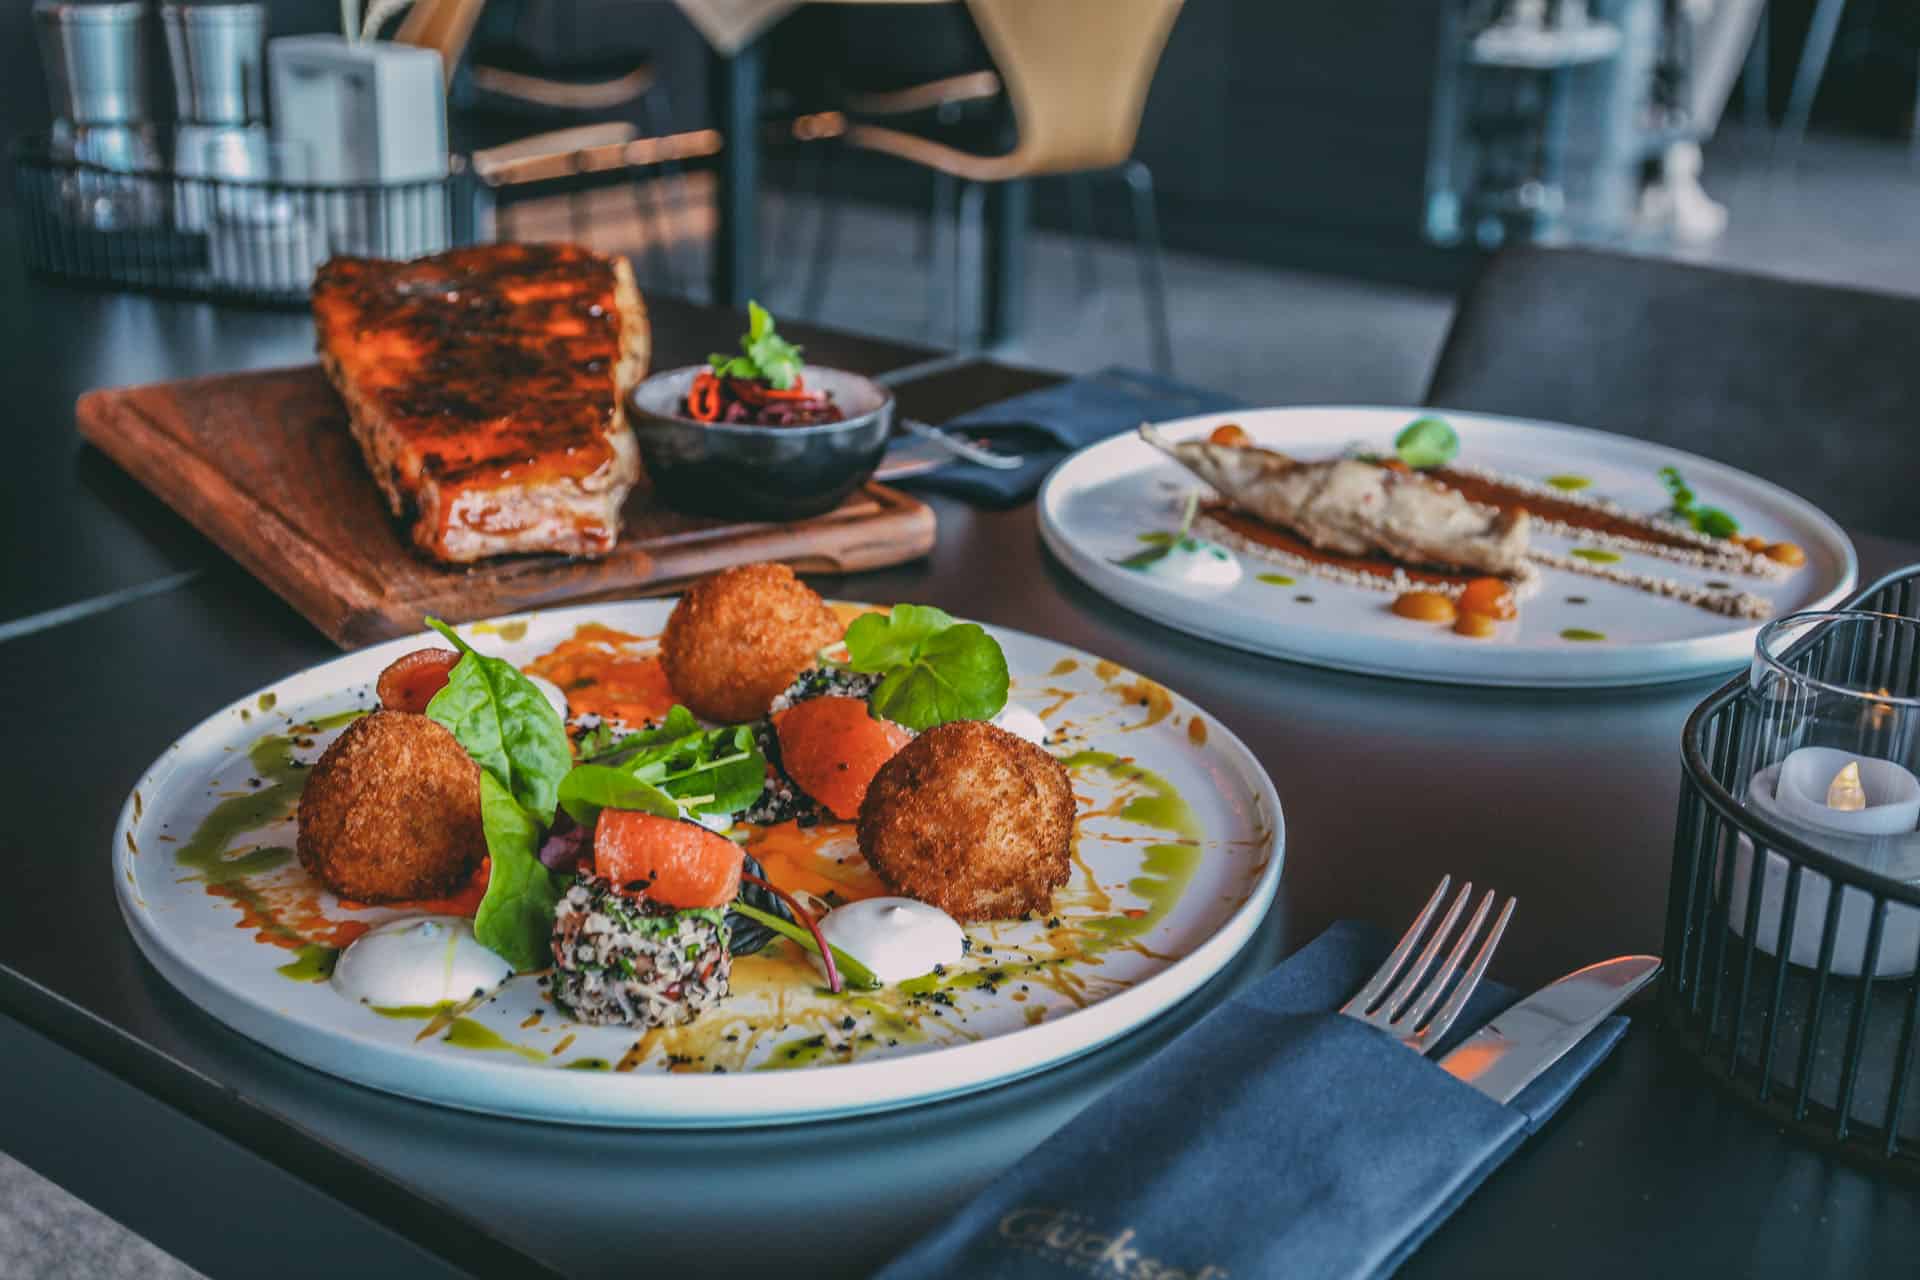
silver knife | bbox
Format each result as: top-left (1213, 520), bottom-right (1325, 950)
top-left (1438, 956), bottom-right (1661, 1103)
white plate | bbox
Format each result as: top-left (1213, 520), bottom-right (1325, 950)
top-left (1039, 406), bottom-right (1857, 688)
top-left (114, 601), bottom-right (1283, 1128)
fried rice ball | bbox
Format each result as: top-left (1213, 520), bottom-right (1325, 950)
top-left (857, 719), bottom-right (1076, 922)
top-left (661, 562), bottom-right (844, 724)
top-left (295, 710), bottom-right (485, 903)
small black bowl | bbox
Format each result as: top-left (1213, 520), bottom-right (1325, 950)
top-left (626, 366), bottom-right (895, 521)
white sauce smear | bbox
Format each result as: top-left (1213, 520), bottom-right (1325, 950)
top-left (991, 704), bottom-right (1048, 746)
top-left (331, 916), bottom-right (512, 1009)
top-left (813, 897), bottom-right (965, 984)
top-left (1137, 537), bottom-right (1242, 590)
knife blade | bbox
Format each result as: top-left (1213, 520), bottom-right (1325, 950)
top-left (1438, 955), bottom-right (1661, 1103)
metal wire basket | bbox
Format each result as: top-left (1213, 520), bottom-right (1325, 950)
top-left (10, 133), bottom-right (482, 305)
top-left (1667, 564), bottom-right (1920, 1175)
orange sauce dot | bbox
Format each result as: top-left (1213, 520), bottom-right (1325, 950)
top-left (1391, 591), bottom-right (1457, 624)
top-left (1458, 577), bottom-right (1517, 621)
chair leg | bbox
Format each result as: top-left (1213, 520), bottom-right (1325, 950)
top-left (1782, 0), bottom-right (1848, 152)
top-left (924, 169), bottom-right (956, 340)
top-left (1067, 171), bottom-right (1098, 299)
top-left (1122, 160), bottom-right (1172, 377)
top-left (799, 140), bottom-right (843, 320)
top-left (639, 84), bottom-right (701, 298)
top-left (956, 179), bottom-right (987, 350)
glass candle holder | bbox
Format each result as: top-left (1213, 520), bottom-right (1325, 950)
top-left (1731, 611), bottom-right (1920, 976)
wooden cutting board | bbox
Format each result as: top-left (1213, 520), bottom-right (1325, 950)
top-left (77, 364), bottom-right (936, 648)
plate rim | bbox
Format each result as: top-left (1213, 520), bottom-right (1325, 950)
top-left (113, 600), bottom-right (1286, 1128)
top-left (1038, 403), bottom-right (1860, 688)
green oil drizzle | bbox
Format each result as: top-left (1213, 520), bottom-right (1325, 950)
top-left (1256, 573), bottom-right (1296, 586)
top-left (444, 1018), bottom-right (546, 1063)
top-left (277, 944), bottom-right (339, 982)
top-left (371, 1003), bottom-right (458, 1020)
top-left (257, 692), bottom-right (278, 712)
top-left (1570, 548), bottom-right (1621, 564)
top-left (1062, 752), bottom-right (1203, 945)
top-left (1546, 474), bottom-right (1591, 491)
top-left (761, 1036), bottom-right (836, 1071)
top-left (1137, 531), bottom-right (1174, 546)
top-left (563, 1057), bottom-right (612, 1071)
top-left (1561, 628), bottom-right (1608, 642)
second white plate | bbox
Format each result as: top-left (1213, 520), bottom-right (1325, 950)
top-left (1039, 405), bottom-right (1857, 688)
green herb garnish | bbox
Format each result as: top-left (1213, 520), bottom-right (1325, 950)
top-left (1659, 465), bottom-right (1739, 539)
top-left (473, 773), bottom-right (562, 972)
top-left (1115, 492), bottom-right (1200, 571)
top-left (708, 300), bottom-right (804, 390)
top-left (557, 765), bottom-right (682, 828)
top-left (575, 704), bottom-right (765, 817)
top-left (843, 604), bottom-right (1010, 732)
top-left (423, 618), bottom-right (570, 824)
top-left (730, 902), bottom-right (881, 991)
top-left (1394, 416), bottom-right (1460, 469)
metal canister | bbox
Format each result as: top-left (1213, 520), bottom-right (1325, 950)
top-left (33, 0), bottom-right (153, 126)
top-left (162, 3), bottom-right (268, 124)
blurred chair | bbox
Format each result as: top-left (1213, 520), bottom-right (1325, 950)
top-left (819, 0), bottom-right (1184, 372)
top-left (394, 0), bottom-right (691, 287)
top-left (1425, 245), bottom-right (1920, 540)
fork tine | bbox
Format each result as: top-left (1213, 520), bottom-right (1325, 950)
top-left (1401, 889), bottom-right (1494, 1030)
top-left (1410, 895), bottom-right (1517, 1051)
top-left (1378, 881), bottom-right (1472, 1020)
top-left (1341, 876), bottom-right (1449, 1015)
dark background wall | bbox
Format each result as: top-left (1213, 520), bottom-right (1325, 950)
top-left (4, 0), bottom-right (1914, 288)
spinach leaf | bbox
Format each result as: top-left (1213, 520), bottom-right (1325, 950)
top-left (473, 772), bottom-right (563, 972)
top-left (1394, 416), bottom-right (1460, 469)
top-left (557, 764), bottom-right (681, 828)
top-left (847, 605), bottom-right (1009, 731)
top-left (422, 618), bottom-right (570, 824)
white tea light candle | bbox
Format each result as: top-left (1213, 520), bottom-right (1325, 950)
top-left (1773, 746), bottom-right (1920, 837)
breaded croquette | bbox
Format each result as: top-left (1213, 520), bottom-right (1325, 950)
top-left (661, 563), bottom-right (843, 724)
top-left (856, 719), bottom-right (1075, 921)
top-left (296, 710), bottom-right (485, 902)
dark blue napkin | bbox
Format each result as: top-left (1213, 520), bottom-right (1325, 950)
top-left (898, 366), bottom-right (1244, 507)
top-left (877, 922), bottom-right (1631, 1280)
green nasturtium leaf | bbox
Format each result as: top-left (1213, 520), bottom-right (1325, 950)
top-left (844, 604), bottom-right (1009, 731)
top-left (473, 772), bottom-right (562, 972)
top-left (1394, 416), bottom-right (1460, 470)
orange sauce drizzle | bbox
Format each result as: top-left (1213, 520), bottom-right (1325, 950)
top-left (524, 624), bottom-right (677, 726)
top-left (337, 858), bottom-right (490, 918)
top-left (743, 820), bottom-right (889, 904)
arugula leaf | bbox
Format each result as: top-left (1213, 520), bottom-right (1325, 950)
top-left (473, 772), bottom-right (562, 972)
top-left (635, 724), bottom-right (765, 816)
top-left (575, 705), bottom-right (702, 767)
top-left (845, 605), bottom-right (1010, 731)
top-left (557, 764), bottom-right (682, 828)
top-left (730, 902), bottom-right (881, 990)
top-left (706, 300), bottom-right (805, 390)
top-left (422, 619), bottom-right (570, 824)
top-left (1394, 416), bottom-right (1460, 469)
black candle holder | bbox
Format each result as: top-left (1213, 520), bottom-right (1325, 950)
top-left (1667, 564), bottom-right (1920, 1176)
top-left (10, 134), bottom-right (482, 306)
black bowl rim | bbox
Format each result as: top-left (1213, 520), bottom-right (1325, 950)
top-left (627, 364), bottom-right (895, 439)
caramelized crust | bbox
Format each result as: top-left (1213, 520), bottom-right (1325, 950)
top-left (312, 242), bottom-right (650, 563)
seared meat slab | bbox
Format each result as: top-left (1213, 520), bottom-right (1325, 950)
top-left (312, 243), bottom-right (650, 563)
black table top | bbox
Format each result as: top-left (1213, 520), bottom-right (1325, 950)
top-left (5, 249), bottom-right (1920, 1279)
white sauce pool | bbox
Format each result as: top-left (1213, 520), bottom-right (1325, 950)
top-left (526, 673), bottom-right (569, 724)
top-left (1134, 537), bottom-right (1242, 589)
top-left (331, 916), bottom-right (512, 1009)
top-left (812, 897), bottom-right (965, 984)
top-left (991, 704), bottom-right (1048, 746)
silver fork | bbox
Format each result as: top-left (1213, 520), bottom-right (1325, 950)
top-left (1341, 876), bottom-right (1517, 1055)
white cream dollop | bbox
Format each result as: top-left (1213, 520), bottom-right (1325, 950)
top-left (811, 897), bottom-right (965, 984)
top-left (991, 703), bottom-right (1048, 746)
top-left (526, 673), bottom-right (569, 724)
top-left (1138, 537), bottom-right (1242, 590)
top-left (331, 916), bottom-right (512, 1009)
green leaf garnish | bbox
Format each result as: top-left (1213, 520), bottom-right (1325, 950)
top-left (730, 902), bottom-right (881, 990)
top-left (423, 618), bottom-right (570, 824)
top-left (1115, 492), bottom-right (1200, 571)
top-left (844, 604), bottom-right (1010, 731)
top-left (1394, 416), bottom-right (1460, 469)
top-left (557, 764), bottom-right (681, 828)
top-left (577, 705), bottom-right (766, 817)
top-left (1658, 465), bottom-right (1740, 538)
top-left (707, 300), bottom-right (805, 390)
top-left (473, 772), bottom-right (562, 972)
